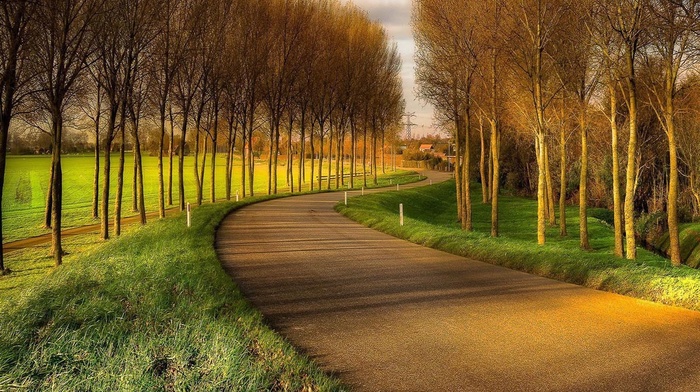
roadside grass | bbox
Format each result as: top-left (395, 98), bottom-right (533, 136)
top-left (0, 195), bottom-right (346, 391)
top-left (336, 180), bottom-right (700, 312)
top-left (3, 154), bottom-right (403, 242)
top-left (0, 170), bottom-right (419, 390)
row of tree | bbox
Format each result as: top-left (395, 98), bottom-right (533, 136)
top-left (414, 0), bottom-right (700, 266)
top-left (0, 0), bottom-right (404, 269)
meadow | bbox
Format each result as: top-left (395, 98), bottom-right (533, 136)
top-left (336, 180), bottom-right (700, 312)
top-left (3, 153), bottom-right (391, 242)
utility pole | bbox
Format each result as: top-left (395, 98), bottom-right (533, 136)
top-left (403, 112), bottom-right (417, 140)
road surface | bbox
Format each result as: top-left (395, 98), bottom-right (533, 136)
top-left (216, 172), bottom-right (700, 391)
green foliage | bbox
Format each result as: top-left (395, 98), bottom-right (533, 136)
top-left (589, 208), bottom-right (614, 226)
top-left (0, 196), bottom-right (346, 391)
top-left (337, 180), bottom-right (700, 311)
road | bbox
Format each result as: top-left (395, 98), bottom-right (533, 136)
top-left (216, 172), bottom-right (700, 391)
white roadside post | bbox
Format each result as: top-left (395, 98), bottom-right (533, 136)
top-left (400, 203), bottom-right (404, 226)
top-left (345, 192), bottom-right (348, 206)
top-left (362, 187), bottom-right (364, 196)
top-left (187, 202), bottom-right (191, 228)
top-left (236, 190), bottom-right (239, 202)
top-left (396, 184), bottom-right (400, 191)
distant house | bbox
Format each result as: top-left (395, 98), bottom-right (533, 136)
top-left (419, 143), bottom-right (434, 152)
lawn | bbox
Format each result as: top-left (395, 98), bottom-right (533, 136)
top-left (336, 180), bottom-right (700, 312)
top-left (0, 195), bottom-right (347, 390)
top-left (3, 154), bottom-right (392, 242)
top-left (0, 169), bottom-right (423, 390)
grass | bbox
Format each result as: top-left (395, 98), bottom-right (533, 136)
top-left (3, 154), bottom-right (398, 242)
top-left (336, 180), bottom-right (700, 312)
top-left (0, 195), bottom-right (346, 391)
top-left (0, 169), bottom-right (419, 390)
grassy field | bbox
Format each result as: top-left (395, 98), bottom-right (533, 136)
top-left (3, 154), bottom-right (392, 242)
top-left (336, 180), bottom-right (700, 312)
top-left (0, 168), bottom-right (423, 390)
top-left (0, 194), bottom-right (348, 390)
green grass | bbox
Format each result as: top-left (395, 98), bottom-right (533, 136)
top-left (336, 180), bottom-right (700, 312)
top-left (0, 195), bottom-right (346, 391)
top-left (0, 169), bottom-right (419, 390)
top-left (655, 223), bottom-right (700, 268)
top-left (3, 154), bottom-right (398, 242)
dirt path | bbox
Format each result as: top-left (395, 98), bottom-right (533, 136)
top-left (3, 208), bottom-right (181, 254)
top-left (216, 171), bottom-right (700, 391)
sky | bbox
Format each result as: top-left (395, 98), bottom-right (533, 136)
top-left (342, 0), bottom-right (435, 138)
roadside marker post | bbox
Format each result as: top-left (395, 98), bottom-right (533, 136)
top-left (187, 203), bottom-right (191, 228)
top-left (400, 203), bottom-right (404, 226)
top-left (236, 190), bottom-right (239, 202)
top-left (362, 187), bottom-right (364, 196)
top-left (345, 192), bottom-right (348, 206)
top-left (397, 184), bottom-right (400, 191)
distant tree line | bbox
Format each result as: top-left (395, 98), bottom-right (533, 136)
top-left (0, 0), bottom-right (404, 269)
top-left (414, 0), bottom-right (700, 266)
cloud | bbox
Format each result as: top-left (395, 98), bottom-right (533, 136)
top-left (342, 0), bottom-right (436, 136)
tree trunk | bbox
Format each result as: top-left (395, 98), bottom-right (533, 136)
top-left (194, 119), bottom-right (203, 204)
top-left (609, 83), bottom-right (624, 257)
top-left (318, 121), bottom-right (325, 190)
top-left (211, 106), bottom-right (219, 204)
top-left (310, 121), bottom-right (315, 191)
top-left (336, 124), bottom-right (342, 189)
top-left (168, 105), bottom-right (175, 206)
top-left (247, 119), bottom-right (254, 197)
top-left (273, 122), bottom-right (280, 194)
top-left (178, 107), bottom-right (189, 211)
top-left (327, 123), bottom-right (333, 190)
top-left (479, 116), bottom-right (489, 204)
top-left (624, 50), bottom-right (638, 260)
top-left (298, 110), bottom-right (306, 193)
top-left (536, 134), bottom-right (546, 245)
top-left (132, 118), bottom-right (146, 225)
top-left (666, 89), bottom-right (681, 266)
top-left (132, 142), bottom-right (138, 212)
top-left (463, 110), bottom-right (472, 231)
top-left (559, 122), bottom-right (567, 237)
top-left (241, 118), bottom-right (247, 197)
top-left (490, 119), bottom-right (500, 237)
top-left (158, 105), bottom-right (166, 218)
top-left (114, 112), bottom-right (126, 237)
top-left (544, 141), bottom-right (555, 226)
top-left (44, 165), bottom-right (54, 229)
top-left (199, 137), bottom-right (207, 204)
top-left (454, 113), bottom-right (463, 226)
top-left (92, 91), bottom-right (101, 219)
top-left (579, 109), bottom-right (590, 249)
top-left (50, 111), bottom-right (63, 266)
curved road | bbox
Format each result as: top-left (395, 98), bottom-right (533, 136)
top-left (216, 172), bottom-right (700, 391)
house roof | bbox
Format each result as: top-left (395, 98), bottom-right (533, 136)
top-left (419, 144), bottom-right (434, 150)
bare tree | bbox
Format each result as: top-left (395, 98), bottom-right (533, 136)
top-left (33, 0), bottom-right (100, 265)
top-left (0, 0), bottom-right (34, 272)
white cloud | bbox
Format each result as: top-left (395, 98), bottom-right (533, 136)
top-left (342, 0), bottom-right (435, 137)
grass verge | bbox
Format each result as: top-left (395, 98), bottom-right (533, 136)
top-left (0, 196), bottom-right (346, 391)
top-left (0, 170), bottom-right (419, 390)
top-left (336, 180), bottom-right (700, 312)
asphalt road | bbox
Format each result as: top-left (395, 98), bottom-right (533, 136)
top-left (216, 172), bottom-right (700, 391)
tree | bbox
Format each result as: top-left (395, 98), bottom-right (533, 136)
top-left (645, 0), bottom-right (699, 266)
top-left (0, 0), bottom-right (34, 272)
top-left (33, 0), bottom-right (100, 265)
